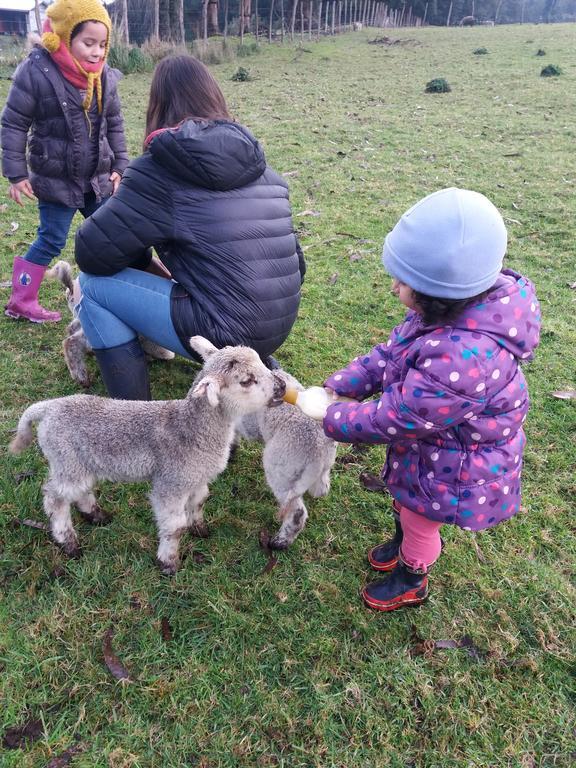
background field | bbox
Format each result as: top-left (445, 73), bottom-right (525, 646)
top-left (1, 23), bottom-right (575, 767)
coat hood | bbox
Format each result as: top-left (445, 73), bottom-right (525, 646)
top-left (147, 119), bottom-right (267, 191)
top-left (451, 269), bottom-right (541, 361)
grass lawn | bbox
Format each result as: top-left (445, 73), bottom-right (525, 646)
top-left (1, 23), bottom-right (575, 767)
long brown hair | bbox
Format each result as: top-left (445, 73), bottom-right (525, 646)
top-left (145, 55), bottom-right (231, 141)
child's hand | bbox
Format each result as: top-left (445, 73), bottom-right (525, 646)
top-left (324, 386), bottom-right (358, 403)
top-left (110, 172), bottom-right (122, 194)
top-left (8, 180), bottom-right (35, 206)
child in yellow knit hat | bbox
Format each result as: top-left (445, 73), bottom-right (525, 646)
top-left (1, 0), bottom-right (128, 323)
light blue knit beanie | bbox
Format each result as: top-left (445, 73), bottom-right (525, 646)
top-left (382, 188), bottom-right (507, 299)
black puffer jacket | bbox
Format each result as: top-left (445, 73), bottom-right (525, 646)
top-left (75, 119), bottom-right (304, 357)
top-left (1, 46), bottom-right (128, 207)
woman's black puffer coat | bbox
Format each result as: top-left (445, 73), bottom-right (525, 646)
top-left (75, 119), bottom-right (304, 358)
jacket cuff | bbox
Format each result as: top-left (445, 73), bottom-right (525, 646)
top-left (8, 176), bottom-right (28, 184)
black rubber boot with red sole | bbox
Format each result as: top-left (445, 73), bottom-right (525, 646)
top-left (362, 560), bottom-right (429, 612)
top-left (367, 502), bottom-right (403, 571)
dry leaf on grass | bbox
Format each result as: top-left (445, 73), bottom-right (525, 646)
top-left (13, 518), bottom-right (49, 531)
top-left (550, 390), bottom-right (576, 400)
top-left (160, 617), bottom-right (173, 642)
top-left (328, 272), bottom-right (339, 285)
top-left (46, 743), bottom-right (85, 767)
top-left (102, 628), bottom-right (133, 682)
top-left (409, 625), bottom-right (484, 661)
top-left (296, 209), bottom-right (321, 217)
top-left (258, 529), bottom-right (279, 574)
top-left (15, 469), bottom-right (35, 483)
top-left (359, 471), bottom-right (387, 492)
top-left (2, 718), bottom-right (43, 749)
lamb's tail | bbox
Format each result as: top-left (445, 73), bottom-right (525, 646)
top-left (9, 401), bottom-right (51, 454)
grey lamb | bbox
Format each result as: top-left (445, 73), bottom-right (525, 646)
top-left (10, 337), bottom-right (286, 575)
top-left (235, 370), bottom-right (337, 549)
top-left (47, 260), bottom-right (174, 388)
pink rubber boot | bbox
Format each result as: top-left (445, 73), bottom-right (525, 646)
top-left (5, 256), bottom-right (61, 323)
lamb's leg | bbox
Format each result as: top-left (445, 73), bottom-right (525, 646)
top-left (75, 490), bottom-right (111, 526)
top-left (269, 495), bottom-right (308, 550)
top-left (185, 484), bottom-right (210, 538)
top-left (42, 478), bottom-right (81, 558)
top-left (308, 445), bottom-right (337, 498)
top-left (63, 328), bottom-right (92, 388)
top-left (308, 470), bottom-right (331, 498)
top-left (151, 490), bottom-right (189, 575)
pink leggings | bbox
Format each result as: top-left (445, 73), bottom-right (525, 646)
top-left (399, 505), bottom-right (443, 572)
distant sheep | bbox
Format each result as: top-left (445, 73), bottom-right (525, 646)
top-left (235, 370), bottom-right (337, 549)
top-left (460, 15), bottom-right (476, 26)
top-left (10, 337), bottom-right (286, 575)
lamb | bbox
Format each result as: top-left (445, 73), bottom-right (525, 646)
top-left (9, 337), bottom-right (286, 575)
top-left (235, 370), bottom-right (337, 549)
top-left (47, 261), bottom-right (174, 388)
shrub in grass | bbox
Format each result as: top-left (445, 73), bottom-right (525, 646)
top-left (108, 44), bottom-right (153, 74)
top-left (473, 47), bottom-right (488, 55)
top-left (232, 66), bottom-right (252, 82)
top-left (425, 77), bottom-right (451, 93)
top-left (536, 49), bottom-right (546, 56)
top-left (540, 64), bottom-right (562, 77)
top-left (141, 37), bottom-right (186, 63)
top-left (127, 47), bottom-right (153, 73)
top-left (237, 42), bottom-right (260, 57)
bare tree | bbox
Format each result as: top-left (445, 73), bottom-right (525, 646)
top-left (33, 0), bottom-right (41, 33)
top-left (224, 0), bottom-right (229, 39)
top-left (119, 0), bottom-right (130, 43)
top-left (207, 0), bottom-right (219, 35)
top-left (202, 0), bottom-right (209, 41)
top-left (290, 0), bottom-right (299, 40)
top-left (151, 0), bottom-right (159, 38)
top-left (172, 0), bottom-right (185, 43)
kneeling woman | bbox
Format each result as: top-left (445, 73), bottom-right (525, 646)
top-left (75, 55), bottom-right (304, 399)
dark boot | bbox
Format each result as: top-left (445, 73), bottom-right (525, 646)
top-left (362, 557), bottom-right (429, 612)
top-left (93, 339), bottom-right (151, 400)
top-left (262, 354), bottom-right (281, 370)
top-left (367, 502), bottom-right (403, 571)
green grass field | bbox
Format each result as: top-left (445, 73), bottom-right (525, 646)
top-left (1, 23), bottom-right (575, 767)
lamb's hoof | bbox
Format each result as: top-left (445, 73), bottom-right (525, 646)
top-left (78, 505), bottom-right (112, 526)
top-left (59, 538), bottom-right (82, 559)
top-left (190, 522), bottom-right (210, 538)
top-left (156, 558), bottom-right (178, 576)
top-left (268, 536), bottom-right (289, 551)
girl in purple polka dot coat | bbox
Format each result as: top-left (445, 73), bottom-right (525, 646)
top-left (322, 188), bottom-right (541, 612)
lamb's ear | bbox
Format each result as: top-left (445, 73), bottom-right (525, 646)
top-left (191, 375), bottom-right (221, 407)
top-left (189, 336), bottom-right (219, 360)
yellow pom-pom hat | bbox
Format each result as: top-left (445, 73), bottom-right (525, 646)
top-left (42, 0), bottom-right (111, 56)
top-left (41, 0), bottom-right (112, 115)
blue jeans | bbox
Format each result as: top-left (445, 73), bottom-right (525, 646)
top-left (24, 193), bottom-right (103, 267)
top-left (78, 268), bottom-right (192, 356)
